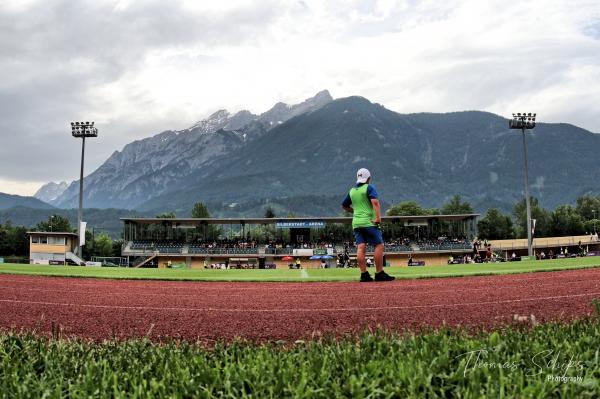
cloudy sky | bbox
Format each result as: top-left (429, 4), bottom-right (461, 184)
top-left (1, 0), bottom-right (599, 196)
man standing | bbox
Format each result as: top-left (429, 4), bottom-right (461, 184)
top-left (342, 168), bottom-right (395, 282)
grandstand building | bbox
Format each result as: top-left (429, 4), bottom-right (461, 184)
top-left (121, 215), bottom-right (479, 268)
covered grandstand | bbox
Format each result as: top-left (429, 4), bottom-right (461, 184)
top-left (121, 214), bottom-right (479, 268)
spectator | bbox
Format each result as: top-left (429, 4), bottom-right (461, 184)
top-left (472, 239), bottom-right (479, 257)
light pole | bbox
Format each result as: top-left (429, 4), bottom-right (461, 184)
top-left (593, 209), bottom-right (597, 234)
top-left (71, 121), bottom-right (98, 259)
top-left (509, 112), bottom-right (536, 258)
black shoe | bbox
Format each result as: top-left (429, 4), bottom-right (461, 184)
top-left (360, 272), bottom-right (374, 282)
top-left (375, 271), bottom-right (395, 281)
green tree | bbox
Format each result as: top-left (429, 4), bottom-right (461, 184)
top-left (0, 223), bottom-right (28, 256)
top-left (550, 205), bottom-right (584, 236)
top-left (512, 197), bottom-right (551, 238)
top-left (584, 219), bottom-right (599, 235)
top-left (441, 195), bottom-right (474, 215)
top-left (384, 201), bottom-right (437, 238)
top-left (386, 201), bottom-right (427, 216)
top-left (112, 239), bottom-right (124, 257)
top-left (575, 196), bottom-right (600, 221)
top-left (191, 202), bottom-right (221, 240)
top-left (9, 225), bottom-right (28, 256)
top-left (264, 206), bottom-right (276, 218)
top-left (0, 224), bottom-right (9, 255)
top-left (156, 212), bottom-right (176, 218)
top-left (93, 233), bottom-right (114, 257)
top-left (82, 230), bottom-right (94, 260)
top-left (477, 209), bottom-right (514, 240)
top-left (191, 202), bottom-right (211, 218)
top-left (35, 214), bottom-right (72, 232)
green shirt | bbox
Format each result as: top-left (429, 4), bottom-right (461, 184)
top-left (348, 184), bottom-right (376, 229)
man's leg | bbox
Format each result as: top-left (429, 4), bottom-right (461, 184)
top-left (357, 243), bottom-right (367, 273)
top-left (374, 243), bottom-right (384, 273)
top-left (370, 228), bottom-right (394, 281)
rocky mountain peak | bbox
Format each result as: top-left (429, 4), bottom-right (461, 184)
top-left (259, 90), bottom-right (334, 128)
top-left (45, 90), bottom-right (335, 209)
top-left (34, 181), bottom-right (68, 203)
top-left (187, 109), bottom-right (232, 134)
top-left (313, 89), bottom-right (333, 102)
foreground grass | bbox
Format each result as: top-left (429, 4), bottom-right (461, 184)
top-left (1, 319), bottom-right (600, 398)
top-left (1, 257), bottom-right (600, 282)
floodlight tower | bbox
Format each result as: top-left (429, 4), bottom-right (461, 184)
top-left (509, 112), bottom-right (537, 257)
top-left (71, 121), bottom-right (98, 259)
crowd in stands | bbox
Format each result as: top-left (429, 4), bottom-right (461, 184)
top-left (189, 239), bottom-right (259, 254)
top-left (129, 235), bottom-right (478, 255)
top-left (265, 240), bottom-right (335, 254)
top-left (418, 236), bottom-right (471, 251)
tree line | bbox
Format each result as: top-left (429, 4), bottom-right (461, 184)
top-left (386, 195), bottom-right (600, 240)
top-left (0, 215), bottom-right (122, 258)
top-left (1, 196), bottom-right (599, 257)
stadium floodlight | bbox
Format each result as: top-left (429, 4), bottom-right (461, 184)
top-left (509, 112), bottom-right (537, 257)
top-left (70, 121), bottom-right (98, 259)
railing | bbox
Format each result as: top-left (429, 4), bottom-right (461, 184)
top-left (345, 244), bottom-right (468, 253)
top-left (417, 243), bottom-right (471, 251)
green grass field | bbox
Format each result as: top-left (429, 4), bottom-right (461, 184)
top-left (2, 318), bottom-right (599, 398)
top-left (1, 257), bottom-right (599, 282)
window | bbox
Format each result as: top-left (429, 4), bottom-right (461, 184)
top-left (48, 236), bottom-right (65, 245)
top-left (40, 236), bottom-right (48, 244)
top-left (32, 236), bottom-right (39, 244)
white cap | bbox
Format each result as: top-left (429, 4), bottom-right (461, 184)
top-left (356, 168), bottom-right (371, 183)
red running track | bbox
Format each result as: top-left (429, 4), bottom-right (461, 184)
top-left (1, 269), bottom-right (600, 342)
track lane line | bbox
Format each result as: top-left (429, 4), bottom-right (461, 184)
top-left (1, 278), bottom-right (598, 298)
top-left (1, 291), bottom-right (599, 313)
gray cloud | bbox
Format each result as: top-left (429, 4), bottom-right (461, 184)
top-left (0, 0), bottom-right (285, 185)
top-left (1, 0), bottom-right (599, 195)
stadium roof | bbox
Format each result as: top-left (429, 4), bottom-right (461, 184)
top-left (121, 214), bottom-right (479, 225)
top-left (27, 231), bottom-right (79, 237)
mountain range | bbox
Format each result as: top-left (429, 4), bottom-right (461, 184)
top-left (0, 192), bottom-right (55, 211)
top-left (35, 91), bottom-right (600, 216)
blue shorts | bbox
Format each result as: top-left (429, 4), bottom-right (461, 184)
top-left (353, 226), bottom-right (384, 246)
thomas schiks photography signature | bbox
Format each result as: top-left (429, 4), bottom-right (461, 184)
top-left (455, 348), bottom-right (589, 383)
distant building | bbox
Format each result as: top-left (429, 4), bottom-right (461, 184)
top-left (27, 232), bottom-right (82, 265)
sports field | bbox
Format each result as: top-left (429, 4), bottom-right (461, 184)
top-left (1, 256), bottom-right (599, 281)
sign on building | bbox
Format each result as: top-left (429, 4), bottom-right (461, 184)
top-left (276, 220), bottom-right (325, 229)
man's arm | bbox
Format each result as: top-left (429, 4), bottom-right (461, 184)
top-left (341, 193), bottom-right (353, 213)
top-left (371, 198), bottom-right (381, 224)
